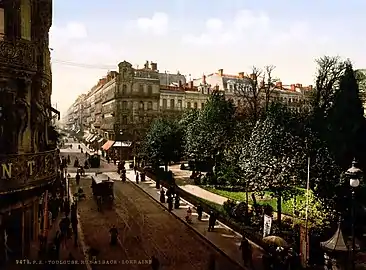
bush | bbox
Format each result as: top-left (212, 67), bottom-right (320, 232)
top-left (223, 199), bottom-right (237, 216)
top-left (232, 202), bottom-right (248, 221)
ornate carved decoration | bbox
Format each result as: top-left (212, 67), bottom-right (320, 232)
top-left (0, 39), bottom-right (36, 71)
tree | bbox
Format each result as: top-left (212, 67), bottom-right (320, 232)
top-left (241, 103), bottom-right (305, 225)
top-left (234, 65), bottom-right (278, 122)
top-left (310, 56), bottom-right (348, 113)
top-left (140, 118), bottom-right (183, 171)
top-left (326, 63), bottom-right (366, 171)
top-left (184, 91), bottom-right (236, 168)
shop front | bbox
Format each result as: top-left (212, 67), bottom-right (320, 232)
top-left (0, 150), bottom-right (58, 264)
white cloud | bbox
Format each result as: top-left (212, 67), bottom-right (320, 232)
top-left (50, 9), bottom-right (366, 117)
top-left (206, 19), bottom-right (223, 32)
top-left (135, 12), bottom-right (169, 36)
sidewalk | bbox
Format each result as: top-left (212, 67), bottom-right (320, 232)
top-left (106, 170), bottom-right (264, 270)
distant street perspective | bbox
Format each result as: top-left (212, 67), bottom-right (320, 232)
top-left (61, 141), bottom-right (242, 270)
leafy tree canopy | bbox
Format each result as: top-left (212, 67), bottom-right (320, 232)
top-left (140, 117), bottom-right (183, 168)
top-left (184, 91), bottom-right (236, 163)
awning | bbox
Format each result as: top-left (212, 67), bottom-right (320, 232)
top-left (89, 135), bottom-right (97, 143)
top-left (102, 140), bottom-right (115, 151)
top-left (113, 141), bottom-right (132, 147)
top-left (98, 138), bottom-right (104, 143)
top-left (85, 134), bottom-right (93, 141)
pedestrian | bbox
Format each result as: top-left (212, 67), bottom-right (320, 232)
top-left (53, 231), bottom-right (61, 259)
top-left (113, 158), bottom-right (116, 165)
top-left (134, 165), bottom-right (137, 174)
top-left (71, 216), bottom-right (78, 247)
top-left (239, 237), bottom-right (253, 267)
top-left (76, 172), bottom-right (80, 185)
top-left (136, 172), bottom-right (140, 184)
top-left (167, 196), bottom-right (173, 212)
top-left (174, 194), bottom-right (180, 209)
top-left (151, 256), bottom-right (160, 270)
top-left (197, 204), bottom-right (203, 221)
top-left (185, 207), bottom-right (192, 223)
top-left (160, 188), bottom-right (165, 203)
top-left (59, 218), bottom-right (68, 248)
top-left (64, 200), bottom-right (70, 216)
top-left (208, 211), bottom-right (215, 232)
top-left (109, 225), bottom-right (118, 246)
top-left (107, 156), bottom-right (110, 163)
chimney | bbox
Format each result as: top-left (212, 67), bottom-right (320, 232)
top-left (144, 60), bottom-right (149, 69)
top-left (151, 62), bottom-right (157, 71)
top-left (276, 81), bottom-right (282, 89)
top-left (238, 72), bottom-right (244, 78)
top-left (202, 74), bottom-right (206, 84)
top-left (296, 83), bottom-right (302, 88)
top-left (178, 80), bottom-right (182, 88)
top-left (189, 81), bottom-right (194, 88)
top-left (249, 73), bottom-right (257, 80)
top-left (308, 85), bottom-right (313, 90)
top-left (290, 84), bottom-right (296, 91)
top-left (218, 69), bottom-right (223, 76)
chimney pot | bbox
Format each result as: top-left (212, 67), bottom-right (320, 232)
top-left (218, 69), bottom-right (223, 76)
top-left (290, 84), bottom-right (296, 91)
top-left (202, 74), bottom-right (206, 84)
top-left (178, 80), bottom-right (182, 87)
top-left (238, 72), bottom-right (244, 78)
top-left (276, 81), bottom-right (283, 89)
top-left (189, 81), bottom-right (194, 88)
top-left (249, 73), bottom-right (257, 80)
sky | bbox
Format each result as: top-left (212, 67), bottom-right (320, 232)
top-left (50, 0), bottom-right (366, 116)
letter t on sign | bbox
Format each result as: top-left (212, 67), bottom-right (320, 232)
top-left (27, 161), bottom-right (35, 175)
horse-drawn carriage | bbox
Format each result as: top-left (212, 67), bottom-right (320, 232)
top-left (91, 173), bottom-right (114, 203)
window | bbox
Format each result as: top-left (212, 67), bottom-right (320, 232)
top-left (201, 103), bottom-right (204, 109)
top-left (122, 101), bottom-right (127, 110)
top-left (147, 101), bottom-right (152, 110)
top-left (122, 116), bottom-right (127, 125)
top-left (0, 6), bottom-right (4, 39)
top-left (128, 101), bottom-right (133, 109)
top-left (178, 100), bottom-right (182, 109)
top-left (187, 102), bottom-right (191, 109)
top-left (139, 116), bottom-right (144, 123)
top-left (139, 84), bottom-right (144, 93)
top-left (194, 102), bottom-right (198, 109)
top-left (20, 0), bottom-right (31, 40)
top-left (170, 99), bottom-right (175, 109)
top-left (162, 99), bottom-right (167, 109)
top-left (139, 101), bottom-right (144, 110)
top-left (147, 85), bottom-right (153, 95)
top-left (229, 84), bottom-right (233, 91)
top-left (122, 84), bottom-right (127, 95)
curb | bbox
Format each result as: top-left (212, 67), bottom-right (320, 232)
top-left (67, 177), bottom-right (92, 270)
top-left (126, 177), bottom-right (246, 270)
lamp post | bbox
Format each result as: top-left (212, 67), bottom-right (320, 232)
top-left (345, 158), bottom-right (362, 270)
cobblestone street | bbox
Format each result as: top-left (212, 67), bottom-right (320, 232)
top-left (71, 178), bottom-right (242, 270)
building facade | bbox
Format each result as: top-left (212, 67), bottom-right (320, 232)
top-left (0, 0), bottom-right (59, 264)
top-left (65, 63), bottom-right (312, 160)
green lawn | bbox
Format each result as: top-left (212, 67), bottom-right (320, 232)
top-left (203, 187), bottom-right (306, 216)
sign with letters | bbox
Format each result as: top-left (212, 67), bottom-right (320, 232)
top-left (0, 150), bottom-right (58, 193)
top-left (263, 214), bottom-right (272, 238)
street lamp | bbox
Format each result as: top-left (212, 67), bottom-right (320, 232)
top-left (345, 158), bottom-right (362, 270)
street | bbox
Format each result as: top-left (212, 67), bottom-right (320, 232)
top-left (62, 145), bottom-right (242, 270)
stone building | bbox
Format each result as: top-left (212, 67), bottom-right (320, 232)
top-left (0, 0), bottom-right (59, 264)
top-left (65, 64), bottom-right (312, 160)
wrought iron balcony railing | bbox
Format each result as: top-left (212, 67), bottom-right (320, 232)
top-left (0, 38), bottom-right (37, 72)
top-left (0, 149), bottom-right (59, 194)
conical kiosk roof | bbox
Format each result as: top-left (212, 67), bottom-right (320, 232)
top-left (320, 223), bottom-right (348, 252)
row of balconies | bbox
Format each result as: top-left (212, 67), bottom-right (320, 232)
top-left (0, 149), bottom-right (59, 194)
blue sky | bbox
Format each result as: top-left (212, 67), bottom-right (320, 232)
top-left (50, 0), bottom-right (366, 115)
